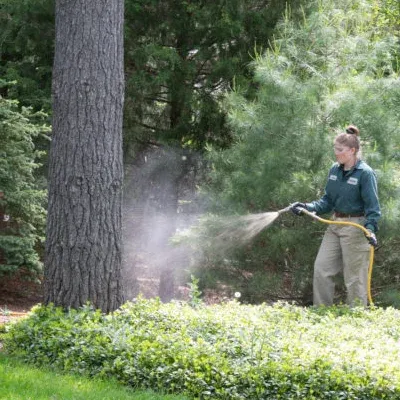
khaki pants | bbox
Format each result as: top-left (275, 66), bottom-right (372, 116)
top-left (313, 216), bottom-right (371, 307)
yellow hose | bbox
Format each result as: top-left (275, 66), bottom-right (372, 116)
top-left (300, 209), bottom-right (375, 306)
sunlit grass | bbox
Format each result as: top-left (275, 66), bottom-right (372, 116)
top-left (0, 353), bottom-right (188, 400)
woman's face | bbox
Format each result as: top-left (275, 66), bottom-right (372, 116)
top-left (334, 142), bottom-right (356, 165)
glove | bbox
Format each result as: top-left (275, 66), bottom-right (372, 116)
top-left (365, 230), bottom-right (378, 247)
top-left (290, 202), bottom-right (307, 216)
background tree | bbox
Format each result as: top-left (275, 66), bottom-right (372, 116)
top-left (192, 0), bottom-right (400, 305)
top-left (1, 1), bottom-right (305, 301)
top-left (123, 0), bottom-right (302, 153)
top-left (0, 0), bottom-right (54, 194)
top-left (122, 0), bottom-right (303, 300)
top-left (44, 0), bottom-right (125, 312)
top-left (0, 86), bottom-right (49, 277)
top-left (0, 0), bottom-right (54, 111)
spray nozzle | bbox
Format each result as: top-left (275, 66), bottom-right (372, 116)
top-left (278, 205), bottom-right (293, 215)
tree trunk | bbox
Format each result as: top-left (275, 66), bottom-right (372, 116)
top-left (44, 0), bottom-right (125, 312)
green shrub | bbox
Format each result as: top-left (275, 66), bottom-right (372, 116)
top-left (5, 300), bottom-right (400, 399)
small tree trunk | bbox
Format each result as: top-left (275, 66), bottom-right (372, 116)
top-left (159, 268), bottom-right (175, 302)
top-left (44, 0), bottom-right (125, 312)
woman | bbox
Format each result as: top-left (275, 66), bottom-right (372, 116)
top-left (291, 125), bottom-right (381, 307)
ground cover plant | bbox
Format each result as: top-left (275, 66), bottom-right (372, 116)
top-left (4, 299), bottom-right (400, 399)
top-left (0, 352), bottom-right (188, 400)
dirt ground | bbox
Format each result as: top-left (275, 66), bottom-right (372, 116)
top-left (0, 272), bottom-right (43, 324)
top-left (0, 271), bottom-right (224, 326)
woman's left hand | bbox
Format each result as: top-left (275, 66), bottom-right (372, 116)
top-left (365, 230), bottom-right (378, 247)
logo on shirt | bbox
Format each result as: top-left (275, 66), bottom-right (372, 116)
top-left (329, 174), bottom-right (337, 181)
top-left (347, 177), bottom-right (358, 185)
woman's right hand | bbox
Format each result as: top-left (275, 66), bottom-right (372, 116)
top-left (290, 202), bottom-right (307, 216)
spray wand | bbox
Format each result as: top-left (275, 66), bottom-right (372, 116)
top-left (278, 205), bottom-right (375, 306)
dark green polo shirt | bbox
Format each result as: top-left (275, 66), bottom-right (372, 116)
top-left (305, 160), bottom-right (381, 232)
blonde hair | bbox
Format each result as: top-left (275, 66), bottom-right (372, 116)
top-left (335, 125), bottom-right (361, 158)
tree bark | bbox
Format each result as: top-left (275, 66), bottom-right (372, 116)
top-left (44, 0), bottom-right (125, 312)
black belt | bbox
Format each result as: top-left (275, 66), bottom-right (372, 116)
top-left (334, 211), bottom-right (364, 218)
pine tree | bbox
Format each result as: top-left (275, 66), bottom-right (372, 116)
top-left (0, 89), bottom-right (49, 276)
top-left (194, 0), bottom-right (400, 304)
top-left (0, 0), bottom-right (54, 111)
top-left (44, 0), bottom-right (125, 312)
top-left (123, 0), bottom-right (303, 300)
top-left (123, 0), bottom-right (303, 153)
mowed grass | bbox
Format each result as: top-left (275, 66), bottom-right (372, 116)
top-left (0, 353), bottom-right (189, 400)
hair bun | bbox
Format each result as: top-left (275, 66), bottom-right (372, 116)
top-left (345, 125), bottom-right (359, 136)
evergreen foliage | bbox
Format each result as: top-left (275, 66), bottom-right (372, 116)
top-left (123, 0), bottom-right (302, 155)
top-left (0, 0), bottom-right (303, 153)
top-left (0, 0), bottom-right (54, 111)
top-left (0, 87), bottom-right (49, 276)
top-left (195, 0), bottom-right (400, 304)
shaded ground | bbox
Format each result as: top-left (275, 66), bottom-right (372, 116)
top-left (0, 271), bottom-right (225, 326)
top-left (0, 271), bottom-right (43, 324)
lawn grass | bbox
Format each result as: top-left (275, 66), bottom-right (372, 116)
top-left (0, 352), bottom-right (189, 400)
